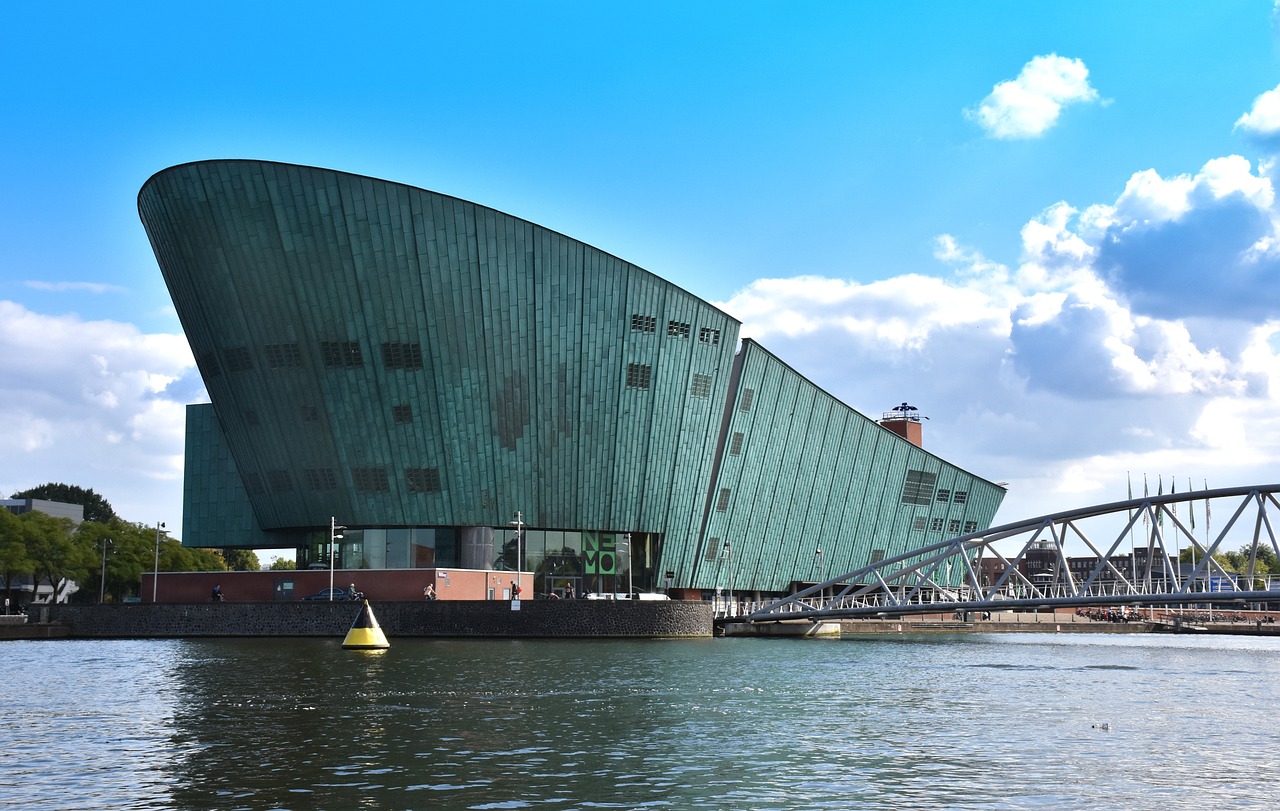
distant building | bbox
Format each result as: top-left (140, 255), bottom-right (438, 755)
top-left (2, 498), bottom-right (84, 523)
top-left (140, 160), bottom-right (1006, 599)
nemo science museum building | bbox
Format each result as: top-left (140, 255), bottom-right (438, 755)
top-left (139, 160), bottom-right (1005, 600)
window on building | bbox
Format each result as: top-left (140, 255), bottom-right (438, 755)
top-left (352, 467), bottom-right (390, 492)
top-left (698, 327), bottom-right (720, 345)
top-left (901, 470), bottom-right (937, 505)
top-left (199, 351), bottom-right (222, 377)
top-left (964, 521), bottom-right (978, 533)
top-left (392, 404), bottom-right (413, 424)
top-left (936, 489), bottom-right (950, 502)
top-left (631, 314), bottom-right (656, 333)
top-left (953, 490), bottom-right (968, 504)
top-left (265, 342), bottom-right (302, 369)
top-left (948, 519), bottom-right (962, 534)
top-left (912, 516), bottom-right (927, 531)
top-left (244, 472), bottom-right (266, 497)
top-left (322, 341), bottom-right (363, 369)
top-left (382, 342), bottom-right (423, 370)
top-left (704, 536), bottom-right (722, 561)
top-left (930, 517), bottom-right (944, 532)
top-left (267, 470), bottom-right (293, 493)
top-left (870, 549), bottom-right (886, 564)
top-left (716, 488), bottom-right (731, 512)
top-left (690, 373), bottom-right (712, 398)
top-left (729, 432), bottom-right (744, 456)
top-left (300, 405), bottom-right (320, 423)
top-left (224, 346), bottom-right (254, 373)
top-left (626, 363), bottom-right (651, 389)
top-left (304, 468), bottom-right (337, 491)
top-left (667, 320), bottom-right (690, 339)
top-left (405, 467), bottom-right (442, 493)
top-left (740, 388), bottom-right (754, 412)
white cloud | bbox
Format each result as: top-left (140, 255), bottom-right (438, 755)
top-left (0, 300), bottom-right (198, 525)
top-left (1235, 83), bottom-right (1280, 137)
top-left (967, 54), bottom-right (1100, 139)
top-left (25, 280), bottom-right (128, 294)
top-left (717, 153), bottom-right (1280, 529)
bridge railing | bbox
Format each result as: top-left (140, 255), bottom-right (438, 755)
top-left (738, 484), bottom-right (1280, 623)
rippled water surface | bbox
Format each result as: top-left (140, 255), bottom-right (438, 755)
top-left (4, 632), bottom-right (1280, 809)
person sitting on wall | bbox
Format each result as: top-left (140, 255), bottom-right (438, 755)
top-left (423, 583), bottom-right (436, 601)
top-left (211, 585), bottom-right (223, 602)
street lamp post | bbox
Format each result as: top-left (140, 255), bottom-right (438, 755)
top-left (152, 521), bottom-right (166, 603)
top-left (723, 540), bottom-right (733, 615)
top-left (623, 533), bottom-right (633, 596)
top-left (329, 517), bottom-right (345, 601)
top-left (510, 511), bottom-right (524, 597)
top-left (98, 538), bottom-right (112, 603)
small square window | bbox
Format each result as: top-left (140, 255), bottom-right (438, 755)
top-left (912, 516), bottom-right (927, 531)
top-left (953, 491), bottom-right (968, 505)
top-left (690, 373), bottom-right (712, 398)
top-left (224, 346), bottom-right (254, 373)
top-left (626, 363), bottom-right (651, 389)
top-left (729, 432), bottom-right (744, 456)
top-left (631, 314), bottom-right (656, 333)
top-left (936, 489), bottom-right (951, 503)
top-left (392, 404), bottom-right (413, 424)
top-left (948, 519), bottom-right (962, 533)
top-left (930, 518), bottom-right (944, 532)
top-left (698, 327), bottom-right (720, 345)
top-left (667, 320), bottom-right (690, 339)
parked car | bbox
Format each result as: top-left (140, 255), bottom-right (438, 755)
top-left (302, 587), bottom-right (354, 601)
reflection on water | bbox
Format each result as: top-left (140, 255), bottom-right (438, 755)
top-left (3, 633), bottom-right (1280, 809)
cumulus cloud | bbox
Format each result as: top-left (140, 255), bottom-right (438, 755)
top-left (0, 300), bottom-right (199, 522)
top-left (1235, 83), bottom-right (1280, 138)
top-left (966, 54), bottom-right (1101, 139)
top-left (716, 154), bottom-right (1280, 526)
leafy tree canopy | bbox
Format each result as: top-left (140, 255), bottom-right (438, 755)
top-left (223, 548), bottom-right (261, 571)
top-left (11, 483), bottom-right (117, 524)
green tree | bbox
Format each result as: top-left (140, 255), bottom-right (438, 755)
top-left (267, 556), bottom-right (296, 570)
top-left (0, 509), bottom-right (34, 612)
top-left (22, 511), bottom-right (91, 603)
top-left (11, 483), bottom-right (117, 524)
top-left (222, 549), bottom-right (261, 571)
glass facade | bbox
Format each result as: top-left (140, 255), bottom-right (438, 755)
top-left (298, 526), bottom-right (660, 596)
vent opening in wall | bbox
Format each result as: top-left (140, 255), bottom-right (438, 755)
top-left (704, 536), bottom-right (722, 561)
top-left (716, 488), bottom-right (731, 511)
top-left (668, 320), bottom-right (690, 339)
top-left (631, 314), bottom-right (656, 333)
top-left (382, 342), bottom-right (423, 370)
top-left (740, 388), bottom-right (754, 412)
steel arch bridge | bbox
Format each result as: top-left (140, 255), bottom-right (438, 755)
top-left (738, 484), bottom-right (1280, 624)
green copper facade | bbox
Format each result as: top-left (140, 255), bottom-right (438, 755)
top-left (141, 160), bottom-right (1004, 595)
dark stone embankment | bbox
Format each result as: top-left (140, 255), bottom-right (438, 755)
top-left (21, 600), bottom-right (712, 640)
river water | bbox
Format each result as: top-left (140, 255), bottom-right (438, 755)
top-left (3, 632), bottom-right (1279, 810)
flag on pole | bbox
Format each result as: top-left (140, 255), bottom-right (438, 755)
top-left (1188, 477), bottom-right (1195, 530)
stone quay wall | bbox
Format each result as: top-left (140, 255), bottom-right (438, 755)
top-left (41, 600), bottom-right (713, 639)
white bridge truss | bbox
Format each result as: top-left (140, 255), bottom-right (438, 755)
top-left (743, 484), bottom-right (1280, 623)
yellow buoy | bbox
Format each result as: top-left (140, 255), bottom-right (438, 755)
top-left (342, 600), bottom-right (390, 650)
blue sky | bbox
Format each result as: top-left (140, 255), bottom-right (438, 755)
top-left (3, 2), bottom-right (1280, 547)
